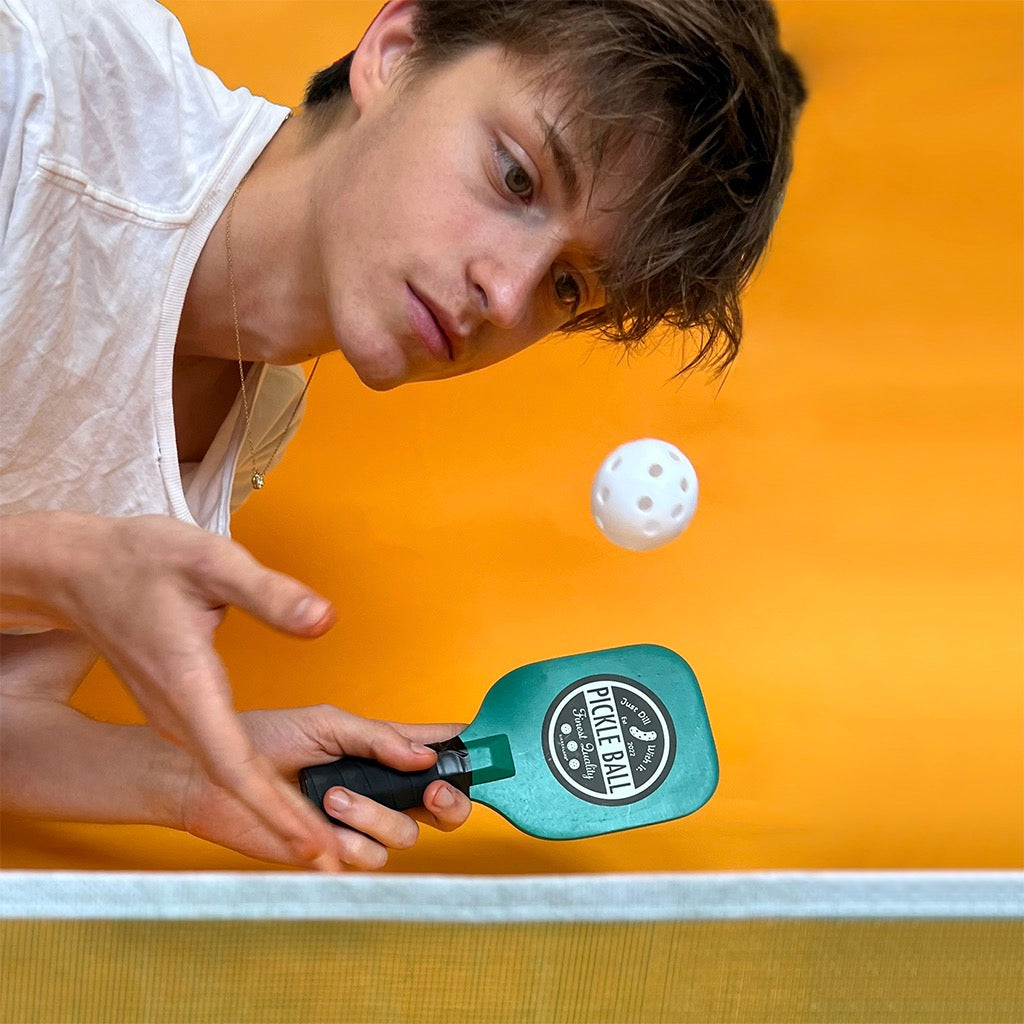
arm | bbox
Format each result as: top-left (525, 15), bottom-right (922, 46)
top-left (183, 707), bottom-right (471, 869)
top-left (0, 696), bottom-right (469, 869)
top-left (1, 511), bottom-right (349, 869)
top-left (0, 695), bottom-right (181, 826)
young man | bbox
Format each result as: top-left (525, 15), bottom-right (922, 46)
top-left (0, 0), bottom-right (805, 870)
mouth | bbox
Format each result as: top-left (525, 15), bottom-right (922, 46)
top-left (406, 285), bottom-right (454, 363)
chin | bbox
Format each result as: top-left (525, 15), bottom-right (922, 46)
top-left (359, 373), bottom-right (403, 392)
top-left (338, 336), bottom-right (409, 392)
top-left (349, 354), bottom-right (412, 392)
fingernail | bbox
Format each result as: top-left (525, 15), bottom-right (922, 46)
top-left (411, 743), bottom-right (435, 757)
top-left (433, 784), bottom-right (454, 809)
top-left (325, 789), bottom-right (351, 815)
top-left (295, 597), bottom-right (332, 627)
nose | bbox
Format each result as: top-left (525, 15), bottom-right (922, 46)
top-left (468, 230), bottom-right (559, 332)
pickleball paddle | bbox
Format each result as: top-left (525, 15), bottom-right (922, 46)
top-left (299, 644), bottom-right (718, 840)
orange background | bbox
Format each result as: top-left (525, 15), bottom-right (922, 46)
top-left (2, 0), bottom-right (1021, 874)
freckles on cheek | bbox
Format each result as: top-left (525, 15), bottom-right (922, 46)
top-left (426, 125), bottom-right (484, 232)
top-left (410, 179), bottom-right (478, 248)
top-left (446, 195), bottom-right (482, 240)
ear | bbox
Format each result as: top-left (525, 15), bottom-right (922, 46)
top-left (349, 0), bottom-right (418, 112)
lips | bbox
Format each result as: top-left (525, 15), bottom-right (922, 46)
top-left (406, 285), bottom-right (454, 362)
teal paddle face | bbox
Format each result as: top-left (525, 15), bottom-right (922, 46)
top-left (460, 644), bottom-right (717, 840)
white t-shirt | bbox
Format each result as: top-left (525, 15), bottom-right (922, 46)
top-left (0, 0), bottom-right (305, 537)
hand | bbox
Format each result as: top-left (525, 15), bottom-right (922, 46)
top-left (179, 706), bottom-right (472, 868)
top-left (1, 511), bottom-right (347, 869)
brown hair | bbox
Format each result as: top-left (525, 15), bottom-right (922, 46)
top-left (305, 1), bottom-right (806, 372)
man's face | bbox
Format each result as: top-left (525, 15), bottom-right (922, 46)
top-left (312, 44), bottom-right (629, 390)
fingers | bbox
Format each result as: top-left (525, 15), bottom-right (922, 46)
top-left (411, 780), bottom-right (472, 833)
top-left (186, 535), bottom-right (336, 639)
top-left (203, 742), bottom-right (344, 871)
top-left (286, 708), bottom-right (473, 850)
top-left (178, 703), bottom-right (474, 871)
top-left (158, 684), bottom-right (470, 869)
top-left (392, 722), bottom-right (470, 747)
top-left (291, 709), bottom-right (455, 774)
top-left (349, 718), bottom-right (470, 771)
top-left (322, 786), bottom-right (421, 870)
top-left (164, 677), bottom-right (342, 871)
top-left (221, 772), bottom-right (345, 873)
top-left (320, 780), bottom-right (471, 870)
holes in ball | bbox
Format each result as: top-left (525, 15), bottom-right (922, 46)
top-left (594, 514), bottom-right (605, 531)
top-left (643, 522), bottom-right (661, 536)
top-left (598, 487), bottom-right (610, 504)
top-left (671, 505), bottom-right (684, 519)
top-left (637, 496), bottom-right (653, 511)
top-left (649, 464), bottom-right (663, 478)
top-left (611, 457), bottom-right (622, 471)
top-left (680, 478), bottom-right (689, 492)
top-left (668, 450), bottom-right (681, 462)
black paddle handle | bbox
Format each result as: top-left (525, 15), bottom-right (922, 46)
top-left (299, 737), bottom-right (472, 819)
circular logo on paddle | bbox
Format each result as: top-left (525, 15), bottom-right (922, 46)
top-left (542, 675), bottom-right (676, 804)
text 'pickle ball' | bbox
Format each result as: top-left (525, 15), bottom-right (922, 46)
top-left (591, 439), bottom-right (698, 551)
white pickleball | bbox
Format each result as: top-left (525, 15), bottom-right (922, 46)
top-left (591, 438), bottom-right (698, 551)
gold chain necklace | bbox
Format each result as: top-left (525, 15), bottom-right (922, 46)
top-left (225, 176), bottom-right (320, 490)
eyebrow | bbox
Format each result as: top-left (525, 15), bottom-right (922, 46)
top-left (535, 113), bottom-right (582, 208)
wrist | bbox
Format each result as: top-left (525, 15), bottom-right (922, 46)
top-left (141, 728), bottom-right (194, 831)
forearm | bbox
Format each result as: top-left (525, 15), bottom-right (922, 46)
top-left (0, 694), bottom-right (186, 827)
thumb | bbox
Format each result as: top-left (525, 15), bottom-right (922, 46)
top-left (196, 537), bottom-right (336, 637)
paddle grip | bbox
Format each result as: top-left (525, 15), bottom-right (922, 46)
top-left (299, 737), bottom-right (471, 819)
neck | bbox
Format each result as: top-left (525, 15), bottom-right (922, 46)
top-left (177, 108), bottom-right (335, 366)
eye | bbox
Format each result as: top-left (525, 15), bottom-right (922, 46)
top-left (553, 270), bottom-right (582, 313)
top-left (505, 161), bottom-right (532, 197)
top-left (495, 144), bottom-right (534, 202)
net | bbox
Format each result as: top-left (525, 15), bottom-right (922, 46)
top-left (2, 871), bottom-right (1021, 1023)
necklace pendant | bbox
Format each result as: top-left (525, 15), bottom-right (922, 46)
top-left (251, 472), bottom-right (265, 490)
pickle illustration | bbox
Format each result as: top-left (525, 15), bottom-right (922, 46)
top-left (629, 725), bottom-right (658, 742)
